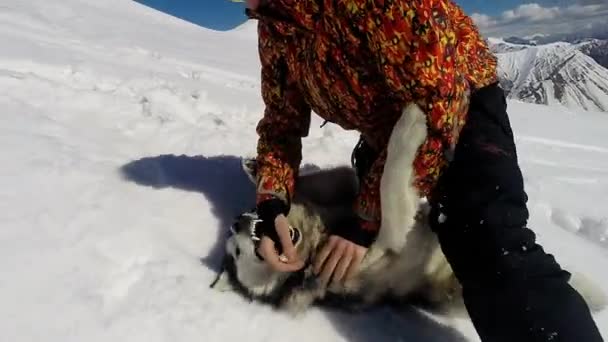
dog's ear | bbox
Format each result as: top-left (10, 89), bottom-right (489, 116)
top-left (210, 270), bottom-right (235, 292)
top-left (241, 157), bottom-right (258, 185)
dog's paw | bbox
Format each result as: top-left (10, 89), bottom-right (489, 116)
top-left (568, 271), bottom-right (608, 313)
top-left (280, 291), bottom-right (317, 317)
top-left (210, 269), bottom-right (235, 292)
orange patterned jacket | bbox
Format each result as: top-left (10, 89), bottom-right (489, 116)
top-left (246, 0), bottom-right (497, 245)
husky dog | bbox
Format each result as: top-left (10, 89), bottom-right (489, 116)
top-left (210, 161), bottom-right (461, 315)
top-left (210, 159), bottom-right (608, 317)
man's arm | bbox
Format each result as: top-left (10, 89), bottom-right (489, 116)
top-left (255, 21), bottom-right (312, 211)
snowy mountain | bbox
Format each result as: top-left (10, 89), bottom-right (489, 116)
top-left (503, 36), bottom-right (538, 46)
top-left (489, 39), bottom-right (608, 112)
top-left (502, 35), bottom-right (608, 69)
top-left (577, 39), bottom-right (608, 69)
top-left (1, 1), bottom-right (607, 341)
top-left (488, 37), bottom-right (528, 53)
top-left (504, 25), bottom-right (608, 46)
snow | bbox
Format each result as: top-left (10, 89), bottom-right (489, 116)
top-left (0, 0), bottom-right (606, 341)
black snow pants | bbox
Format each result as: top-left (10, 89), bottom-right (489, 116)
top-left (428, 83), bottom-right (604, 341)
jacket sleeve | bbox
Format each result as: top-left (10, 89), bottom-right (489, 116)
top-left (348, 2), bottom-right (472, 245)
top-left (348, 148), bottom-right (388, 247)
top-left (254, 21), bottom-right (312, 208)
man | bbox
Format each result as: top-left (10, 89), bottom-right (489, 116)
top-left (243, 0), bottom-right (604, 340)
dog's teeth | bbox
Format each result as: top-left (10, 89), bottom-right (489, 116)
top-left (250, 228), bottom-right (260, 240)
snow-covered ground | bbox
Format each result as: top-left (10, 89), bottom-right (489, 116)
top-left (0, 1), bottom-right (606, 341)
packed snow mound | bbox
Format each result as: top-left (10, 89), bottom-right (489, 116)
top-left (1, 1), bottom-right (607, 341)
top-left (490, 41), bottom-right (608, 112)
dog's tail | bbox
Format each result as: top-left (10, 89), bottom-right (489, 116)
top-left (568, 271), bottom-right (608, 313)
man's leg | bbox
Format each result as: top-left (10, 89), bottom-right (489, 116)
top-left (429, 84), bottom-right (604, 341)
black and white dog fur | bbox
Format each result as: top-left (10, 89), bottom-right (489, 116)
top-left (211, 104), bottom-right (607, 316)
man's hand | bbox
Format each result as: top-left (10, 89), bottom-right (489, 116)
top-left (257, 214), bottom-right (305, 272)
top-left (313, 235), bottom-right (367, 287)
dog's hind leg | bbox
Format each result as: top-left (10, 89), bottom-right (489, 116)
top-left (568, 271), bottom-right (608, 313)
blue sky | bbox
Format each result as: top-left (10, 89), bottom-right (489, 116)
top-left (135, 0), bottom-right (248, 30)
top-left (136, 0), bottom-right (608, 37)
top-left (136, 0), bottom-right (521, 30)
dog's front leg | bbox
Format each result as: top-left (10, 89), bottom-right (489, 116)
top-left (280, 288), bottom-right (324, 317)
top-left (279, 270), bottom-right (327, 317)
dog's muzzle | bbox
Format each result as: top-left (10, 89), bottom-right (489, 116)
top-left (230, 211), bottom-right (302, 260)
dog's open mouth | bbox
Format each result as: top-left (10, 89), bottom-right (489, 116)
top-left (230, 211), bottom-right (302, 261)
top-left (252, 224), bottom-right (302, 261)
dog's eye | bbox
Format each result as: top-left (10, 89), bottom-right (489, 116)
top-left (235, 246), bottom-right (241, 257)
top-left (229, 223), bottom-right (238, 235)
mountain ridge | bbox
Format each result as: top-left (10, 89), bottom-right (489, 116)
top-left (489, 39), bottom-right (608, 112)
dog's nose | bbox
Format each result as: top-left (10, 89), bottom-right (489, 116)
top-left (230, 216), bottom-right (244, 235)
top-left (230, 219), bottom-right (247, 235)
top-left (230, 213), bottom-right (253, 235)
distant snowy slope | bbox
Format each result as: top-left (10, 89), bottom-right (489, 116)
top-left (0, 1), bottom-right (607, 342)
top-left (577, 39), bottom-right (608, 69)
top-left (489, 40), bottom-right (608, 112)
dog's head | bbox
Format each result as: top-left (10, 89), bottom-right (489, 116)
top-left (210, 207), bottom-right (313, 303)
top-left (210, 163), bottom-right (360, 307)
